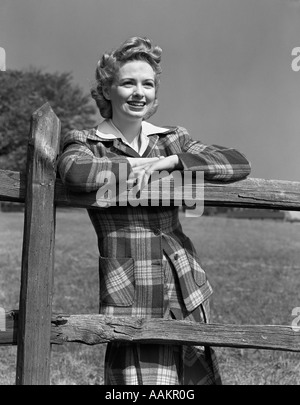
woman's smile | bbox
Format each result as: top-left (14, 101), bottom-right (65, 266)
top-left (127, 100), bottom-right (146, 109)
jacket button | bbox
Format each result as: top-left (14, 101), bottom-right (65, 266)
top-left (174, 253), bottom-right (179, 260)
top-left (154, 228), bottom-right (161, 236)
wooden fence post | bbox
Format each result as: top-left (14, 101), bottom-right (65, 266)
top-left (16, 103), bottom-right (60, 385)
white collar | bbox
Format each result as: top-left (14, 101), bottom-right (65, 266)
top-left (95, 119), bottom-right (168, 140)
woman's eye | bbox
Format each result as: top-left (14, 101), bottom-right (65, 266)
top-left (144, 82), bottom-right (154, 88)
top-left (119, 80), bottom-right (154, 88)
top-left (122, 81), bottom-right (133, 87)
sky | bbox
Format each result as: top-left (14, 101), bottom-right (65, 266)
top-left (1, 0), bottom-right (300, 181)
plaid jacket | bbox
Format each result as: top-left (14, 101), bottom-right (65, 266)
top-left (58, 123), bottom-right (251, 317)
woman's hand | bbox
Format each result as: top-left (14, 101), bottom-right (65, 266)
top-left (126, 157), bottom-right (162, 190)
top-left (127, 157), bottom-right (162, 169)
top-left (127, 155), bottom-right (181, 193)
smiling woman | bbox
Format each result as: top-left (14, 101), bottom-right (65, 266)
top-left (91, 37), bottom-right (162, 122)
top-left (57, 36), bottom-right (251, 385)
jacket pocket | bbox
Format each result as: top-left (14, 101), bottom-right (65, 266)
top-left (99, 257), bottom-right (135, 306)
top-left (183, 237), bottom-right (207, 287)
top-left (190, 257), bottom-right (207, 287)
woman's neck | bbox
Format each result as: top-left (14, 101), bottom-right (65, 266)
top-left (110, 117), bottom-right (142, 144)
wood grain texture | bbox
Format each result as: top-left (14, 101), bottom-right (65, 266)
top-left (2, 311), bottom-right (300, 352)
top-left (0, 171), bottom-right (299, 210)
top-left (15, 103), bottom-right (60, 385)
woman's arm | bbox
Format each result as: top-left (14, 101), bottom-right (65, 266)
top-left (57, 129), bottom-right (133, 193)
top-left (131, 127), bottom-right (251, 191)
top-left (175, 126), bottom-right (251, 181)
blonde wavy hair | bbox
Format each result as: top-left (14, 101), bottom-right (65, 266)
top-left (91, 37), bottom-right (162, 120)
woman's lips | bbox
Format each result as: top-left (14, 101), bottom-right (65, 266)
top-left (127, 101), bottom-right (146, 107)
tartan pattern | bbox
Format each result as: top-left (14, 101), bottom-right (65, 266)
top-left (98, 257), bottom-right (134, 306)
top-left (58, 125), bottom-right (251, 193)
top-left (88, 205), bottom-right (213, 317)
top-left (104, 257), bottom-right (221, 385)
top-left (58, 123), bottom-right (250, 384)
top-left (58, 124), bottom-right (251, 317)
top-left (105, 343), bottom-right (221, 385)
top-left (105, 337), bottom-right (221, 385)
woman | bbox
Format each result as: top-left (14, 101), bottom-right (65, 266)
top-left (58, 36), bottom-right (251, 385)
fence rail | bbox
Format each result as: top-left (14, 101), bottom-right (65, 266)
top-left (0, 102), bottom-right (299, 384)
top-left (0, 168), bottom-right (300, 210)
top-left (2, 310), bottom-right (300, 352)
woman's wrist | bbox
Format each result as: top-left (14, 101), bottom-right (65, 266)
top-left (173, 154), bottom-right (183, 169)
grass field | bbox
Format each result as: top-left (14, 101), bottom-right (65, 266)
top-left (0, 208), bottom-right (300, 385)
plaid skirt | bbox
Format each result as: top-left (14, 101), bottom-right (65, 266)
top-left (104, 256), bottom-right (222, 385)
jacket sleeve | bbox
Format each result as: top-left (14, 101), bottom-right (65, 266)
top-left (57, 129), bottom-right (132, 193)
top-left (175, 126), bottom-right (251, 181)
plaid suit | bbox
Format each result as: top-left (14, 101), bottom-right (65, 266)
top-left (58, 121), bottom-right (251, 384)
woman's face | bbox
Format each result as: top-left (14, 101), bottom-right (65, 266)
top-left (105, 60), bottom-right (156, 122)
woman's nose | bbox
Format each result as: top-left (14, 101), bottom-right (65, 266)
top-left (133, 84), bottom-right (143, 97)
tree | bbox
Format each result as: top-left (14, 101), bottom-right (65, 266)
top-left (0, 68), bottom-right (97, 171)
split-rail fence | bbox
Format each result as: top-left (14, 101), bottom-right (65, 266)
top-left (0, 103), bottom-right (299, 384)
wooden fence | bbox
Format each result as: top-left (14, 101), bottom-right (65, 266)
top-left (0, 103), bottom-right (300, 385)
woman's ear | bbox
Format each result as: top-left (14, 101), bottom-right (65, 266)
top-left (102, 86), bottom-right (111, 100)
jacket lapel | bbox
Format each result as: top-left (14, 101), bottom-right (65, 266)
top-left (142, 127), bottom-right (176, 157)
top-left (142, 135), bottom-right (159, 157)
top-left (112, 139), bottom-right (141, 158)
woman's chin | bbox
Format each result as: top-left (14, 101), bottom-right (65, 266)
top-left (126, 110), bottom-right (148, 120)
